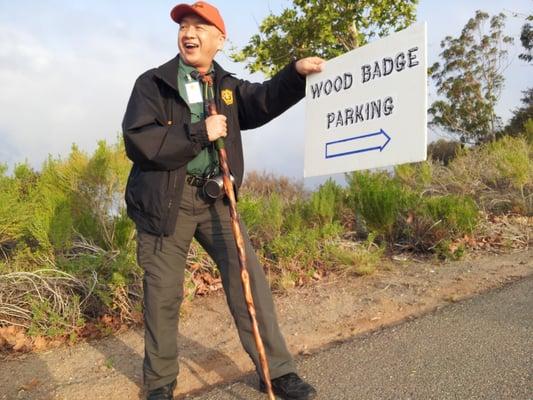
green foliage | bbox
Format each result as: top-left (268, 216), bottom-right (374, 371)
top-left (112, 210), bottom-right (136, 250)
top-left (2, 133), bottom-right (529, 339)
top-left (231, 0), bottom-right (418, 76)
top-left (239, 184), bottom-right (342, 268)
top-left (268, 227), bottom-right (320, 265)
top-left (28, 295), bottom-right (85, 338)
top-left (524, 118), bottom-right (533, 144)
top-left (0, 139), bottom-right (143, 338)
top-left (0, 169), bottom-right (28, 249)
top-left (519, 17), bottom-right (532, 63)
top-left (395, 161), bottom-right (433, 190)
top-left (429, 11), bottom-right (513, 144)
top-left (239, 193), bottom-right (284, 243)
top-left (73, 140), bottom-right (132, 250)
top-left (486, 136), bottom-right (532, 193)
top-left (423, 195), bottom-right (478, 235)
top-left (0, 139), bottom-right (133, 267)
top-left (346, 171), bottom-right (416, 242)
top-left (308, 179), bottom-right (345, 224)
top-left (238, 177), bottom-right (348, 291)
top-left (502, 88), bottom-right (533, 138)
top-left (280, 200), bottom-right (307, 233)
top-left (347, 169), bottom-right (480, 251)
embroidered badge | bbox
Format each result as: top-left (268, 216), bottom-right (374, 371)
top-left (221, 89), bottom-right (233, 105)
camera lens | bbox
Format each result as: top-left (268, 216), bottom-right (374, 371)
top-left (203, 174), bottom-right (235, 199)
top-left (203, 177), bottom-right (223, 199)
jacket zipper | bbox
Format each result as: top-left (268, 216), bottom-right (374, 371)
top-left (164, 89), bottom-right (178, 234)
top-left (166, 172), bottom-right (178, 212)
top-left (163, 171), bottom-right (179, 235)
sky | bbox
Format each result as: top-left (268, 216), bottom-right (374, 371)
top-left (0, 0), bottom-right (531, 186)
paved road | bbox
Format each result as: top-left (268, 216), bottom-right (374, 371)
top-left (186, 276), bottom-right (533, 400)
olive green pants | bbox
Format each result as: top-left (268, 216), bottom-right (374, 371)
top-left (137, 181), bottom-right (296, 391)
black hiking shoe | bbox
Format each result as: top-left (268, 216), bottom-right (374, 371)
top-left (146, 379), bottom-right (176, 400)
top-left (260, 373), bottom-right (317, 399)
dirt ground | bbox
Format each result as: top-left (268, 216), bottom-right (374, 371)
top-left (0, 248), bottom-right (531, 400)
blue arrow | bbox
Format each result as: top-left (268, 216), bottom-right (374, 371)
top-left (325, 129), bottom-right (391, 159)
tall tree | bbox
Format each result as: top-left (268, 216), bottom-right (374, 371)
top-left (519, 16), bottom-right (533, 63)
top-left (429, 11), bottom-right (513, 144)
top-left (231, 0), bottom-right (418, 76)
top-left (503, 88), bottom-right (533, 137)
top-left (508, 14), bottom-right (533, 140)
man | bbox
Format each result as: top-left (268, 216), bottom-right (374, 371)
top-left (122, 2), bottom-right (324, 399)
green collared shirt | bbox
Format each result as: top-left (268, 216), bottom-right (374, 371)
top-left (178, 58), bottom-right (219, 177)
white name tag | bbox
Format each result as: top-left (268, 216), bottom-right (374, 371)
top-left (185, 81), bottom-right (203, 104)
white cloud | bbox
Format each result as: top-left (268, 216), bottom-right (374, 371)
top-left (0, 23), bottom-right (164, 169)
top-left (0, 28), bottom-right (52, 73)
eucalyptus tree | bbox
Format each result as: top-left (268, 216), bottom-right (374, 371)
top-left (429, 11), bottom-right (514, 144)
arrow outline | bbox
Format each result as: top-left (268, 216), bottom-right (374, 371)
top-left (325, 129), bottom-right (391, 159)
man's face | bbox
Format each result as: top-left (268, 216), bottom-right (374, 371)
top-left (178, 14), bottom-right (225, 72)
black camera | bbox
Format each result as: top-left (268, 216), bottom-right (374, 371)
top-left (203, 173), bottom-right (235, 199)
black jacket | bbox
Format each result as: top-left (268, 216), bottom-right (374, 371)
top-left (122, 55), bottom-right (306, 236)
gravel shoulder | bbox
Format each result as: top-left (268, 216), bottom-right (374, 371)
top-left (1, 249), bottom-right (532, 400)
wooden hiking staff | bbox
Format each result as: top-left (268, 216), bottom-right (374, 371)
top-left (201, 74), bottom-right (275, 400)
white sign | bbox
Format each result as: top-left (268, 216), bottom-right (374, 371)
top-left (304, 23), bottom-right (427, 177)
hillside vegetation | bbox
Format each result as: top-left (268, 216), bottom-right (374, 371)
top-left (0, 135), bottom-right (531, 348)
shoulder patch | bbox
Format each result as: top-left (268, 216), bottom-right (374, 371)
top-left (221, 89), bottom-right (233, 106)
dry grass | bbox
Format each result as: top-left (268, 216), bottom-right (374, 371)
top-left (0, 269), bottom-right (91, 330)
top-left (474, 213), bottom-right (532, 251)
top-left (432, 138), bottom-right (532, 215)
top-left (326, 239), bottom-right (384, 276)
top-left (241, 171), bottom-right (306, 203)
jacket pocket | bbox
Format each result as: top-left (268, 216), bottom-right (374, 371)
top-left (125, 166), bottom-right (168, 221)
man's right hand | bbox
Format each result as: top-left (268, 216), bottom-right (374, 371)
top-left (206, 114), bottom-right (227, 141)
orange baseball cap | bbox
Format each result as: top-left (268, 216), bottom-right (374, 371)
top-left (170, 1), bottom-right (226, 36)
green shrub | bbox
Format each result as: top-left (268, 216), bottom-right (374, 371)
top-left (268, 227), bottom-right (320, 265)
top-left (280, 200), bottom-right (306, 233)
top-left (345, 168), bottom-right (480, 252)
top-left (523, 118), bottom-right (533, 144)
top-left (308, 179), bottom-right (345, 224)
top-left (486, 136), bottom-right (532, 202)
top-left (2, 133), bottom-right (528, 340)
top-left (395, 161), bottom-right (433, 191)
top-left (239, 192), bottom-right (284, 243)
top-left (0, 173), bottom-right (27, 249)
top-left (492, 136), bottom-right (529, 188)
top-left (28, 295), bottom-right (85, 338)
top-left (346, 171), bottom-right (417, 242)
top-left (423, 195), bottom-right (479, 235)
top-left (112, 210), bottom-right (136, 250)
